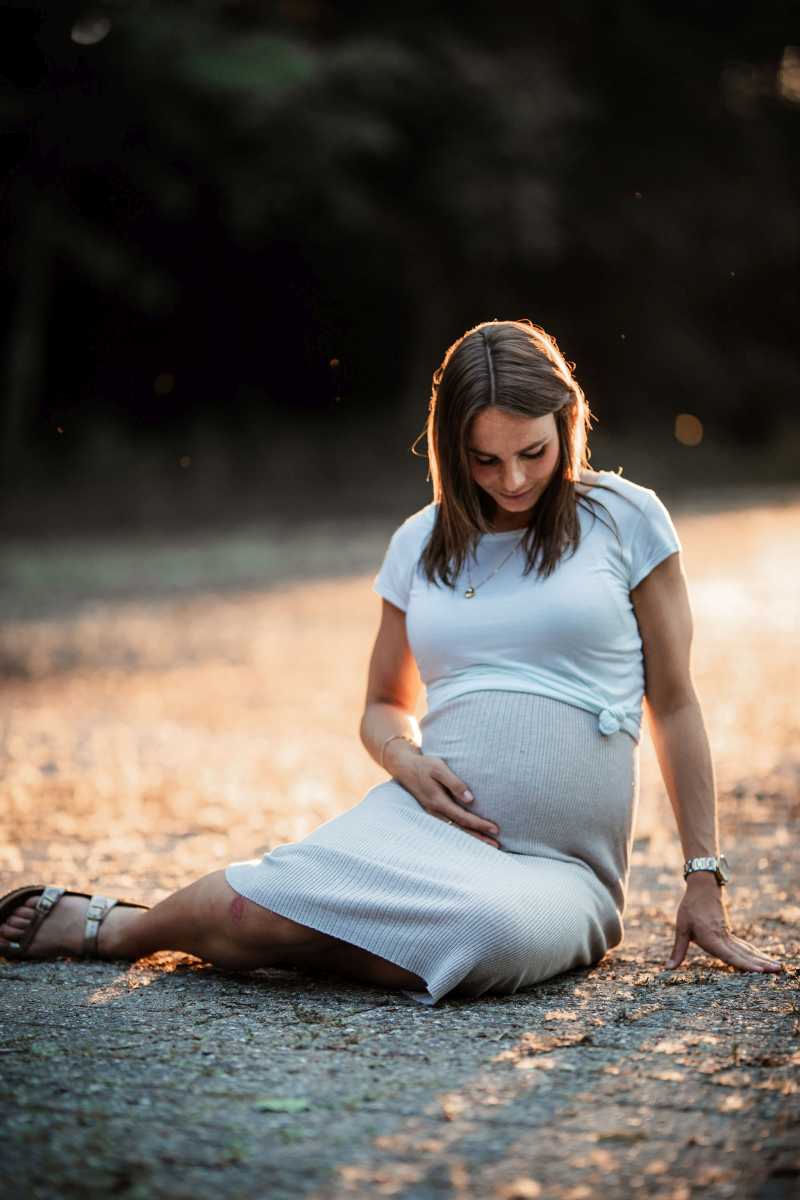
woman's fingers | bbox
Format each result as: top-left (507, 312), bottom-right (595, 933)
top-left (432, 794), bottom-right (500, 845)
top-left (701, 926), bottom-right (781, 970)
top-left (727, 933), bottom-right (783, 969)
top-left (431, 761), bottom-right (475, 807)
top-left (666, 936), bottom-right (690, 964)
top-left (465, 830), bottom-right (502, 849)
top-left (666, 906), bottom-right (783, 972)
top-left (428, 765), bottom-right (500, 844)
top-left (729, 932), bottom-right (777, 956)
top-left (429, 800), bottom-right (500, 846)
top-left (695, 928), bottom-right (782, 972)
top-left (665, 928), bottom-right (690, 969)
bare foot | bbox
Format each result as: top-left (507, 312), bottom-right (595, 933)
top-left (0, 893), bottom-right (144, 960)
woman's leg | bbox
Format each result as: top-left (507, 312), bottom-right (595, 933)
top-left (0, 870), bottom-right (428, 988)
top-left (1, 870), bottom-right (326, 970)
top-left (109, 869), bottom-right (332, 970)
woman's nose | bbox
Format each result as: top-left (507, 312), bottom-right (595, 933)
top-left (501, 462), bottom-right (526, 491)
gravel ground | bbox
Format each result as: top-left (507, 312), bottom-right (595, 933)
top-left (1, 493), bottom-right (798, 1200)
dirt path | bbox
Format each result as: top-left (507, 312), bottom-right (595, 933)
top-left (1, 494), bottom-right (798, 1199)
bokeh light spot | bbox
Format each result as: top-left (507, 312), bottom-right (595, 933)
top-left (675, 413), bottom-right (704, 446)
top-left (70, 15), bottom-right (112, 46)
top-left (154, 372), bottom-right (175, 396)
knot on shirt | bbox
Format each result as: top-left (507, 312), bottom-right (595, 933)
top-left (598, 706), bottom-right (625, 736)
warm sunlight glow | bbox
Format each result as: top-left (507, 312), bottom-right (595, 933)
top-left (779, 46), bottom-right (800, 103)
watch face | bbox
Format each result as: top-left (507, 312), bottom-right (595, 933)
top-left (717, 855), bottom-right (731, 882)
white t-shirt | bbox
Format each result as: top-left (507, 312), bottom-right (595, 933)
top-left (372, 470), bottom-right (682, 742)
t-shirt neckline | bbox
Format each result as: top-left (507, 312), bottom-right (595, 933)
top-left (480, 527), bottom-right (529, 541)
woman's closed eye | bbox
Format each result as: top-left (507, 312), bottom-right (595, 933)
top-left (473, 448), bottom-right (547, 466)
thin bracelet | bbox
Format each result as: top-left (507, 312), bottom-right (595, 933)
top-left (380, 733), bottom-right (419, 770)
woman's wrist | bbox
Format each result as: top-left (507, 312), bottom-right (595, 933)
top-left (382, 735), bottom-right (422, 778)
top-left (685, 870), bottom-right (721, 890)
top-left (379, 731), bottom-right (416, 767)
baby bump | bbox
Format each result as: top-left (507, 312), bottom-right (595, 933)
top-left (419, 690), bottom-right (639, 907)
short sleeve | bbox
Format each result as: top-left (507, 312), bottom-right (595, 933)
top-left (628, 490), bottom-right (682, 589)
top-left (373, 527), bottom-right (415, 611)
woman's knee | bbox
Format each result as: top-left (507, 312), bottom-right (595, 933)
top-left (206, 871), bottom-right (331, 952)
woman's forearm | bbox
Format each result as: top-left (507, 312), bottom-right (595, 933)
top-left (646, 695), bottom-right (721, 861)
top-left (360, 701), bottom-right (422, 774)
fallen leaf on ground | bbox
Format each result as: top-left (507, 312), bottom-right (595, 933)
top-left (253, 1096), bottom-right (310, 1112)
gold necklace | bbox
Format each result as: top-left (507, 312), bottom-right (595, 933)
top-left (464, 533), bottom-right (526, 598)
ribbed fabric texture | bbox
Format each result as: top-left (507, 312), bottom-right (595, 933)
top-left (224, 691), bottom-right (639, 1006)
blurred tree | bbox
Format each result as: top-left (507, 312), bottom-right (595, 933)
top-left (0, 0), bottom-right (597, 483)
top-left (549, 0), bottom-right (800, 441)
top-left (0, 0), bottom-right (797, 499)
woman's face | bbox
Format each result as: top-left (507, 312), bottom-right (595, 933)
top-left (466, 408), bottom-right (560, 530)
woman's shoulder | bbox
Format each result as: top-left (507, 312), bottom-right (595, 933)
top-left (577, 469), bottom-right (681, 576)
top-left (390, 500), bottom-right (439, 537)
top-left (577, 468), bottom-right (665, 518)
top-left (383, 501), bottom-right (438, 557)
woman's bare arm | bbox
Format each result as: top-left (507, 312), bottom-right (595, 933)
top-left (632, 552), bottom-right (781, 972)
top-left (359, 598), bottom-right (501, 847)
top-left (632, 552), bottom-right (719, 865)
top-left (359, 598), bottom-right (423, 772)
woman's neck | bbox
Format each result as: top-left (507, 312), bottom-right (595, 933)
top-left (488, 517), bottom-right (529, 532)
top-left (488, 503), bottom-right (537, 532)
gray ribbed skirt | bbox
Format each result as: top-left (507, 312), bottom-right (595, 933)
top-left (224, 691), bottom-right (639, 1006)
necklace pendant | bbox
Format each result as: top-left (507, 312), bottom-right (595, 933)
top-left (464, 586), bottom-right (476, 599)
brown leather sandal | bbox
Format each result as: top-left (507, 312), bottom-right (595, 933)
top-left (0, 885), bottom-right (149, 960)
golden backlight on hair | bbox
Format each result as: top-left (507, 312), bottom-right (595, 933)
top-left (413, 319), bottom-right (622, 588)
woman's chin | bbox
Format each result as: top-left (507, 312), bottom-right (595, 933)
top-left (494, 492), bottom-right (537, 515)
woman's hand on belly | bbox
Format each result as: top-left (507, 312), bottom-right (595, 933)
top-left (384, 742), bottom-right (501, 849)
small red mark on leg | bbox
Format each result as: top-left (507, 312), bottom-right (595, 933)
top-left (229, 895), bottom-right (246, 922)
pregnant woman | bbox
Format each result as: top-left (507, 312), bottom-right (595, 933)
top-left (0, 318), bottom-right (782, 1002)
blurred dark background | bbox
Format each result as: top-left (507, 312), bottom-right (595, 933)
top-left (2, 0), bottom-right (798, 537)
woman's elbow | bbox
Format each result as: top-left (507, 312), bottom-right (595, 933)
top-left (644, 680), bottom-right (700, 721)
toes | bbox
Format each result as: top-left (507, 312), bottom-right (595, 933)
top-left (5, 914), bottom-right (33, 930)
top-left (2, 907), bottom-right (35, 929)
top-left (0, 899), bottom-right (39, 940)
top-left (0, 916), bottom-right (25, 936)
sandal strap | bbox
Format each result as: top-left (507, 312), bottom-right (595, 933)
top-left (82, 895), bottom-right (118, 959)
top-left (36, 886), bottom-right (66, 913)
top-left (16, 886), bottom-right (66, 955)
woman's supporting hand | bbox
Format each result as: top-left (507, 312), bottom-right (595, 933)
top-left (384, 741), bottom-right (501, 849)
top-left (665, 874), bottom-right (782, 973)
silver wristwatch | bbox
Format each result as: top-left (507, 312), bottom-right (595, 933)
top-left (683, 853), bottom-right (731, 886)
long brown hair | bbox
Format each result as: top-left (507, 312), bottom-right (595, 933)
top-left (412, 318), bottom-right (620, 587)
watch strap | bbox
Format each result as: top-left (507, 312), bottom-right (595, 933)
top-left (683, 854), bottom-right (729, 884)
